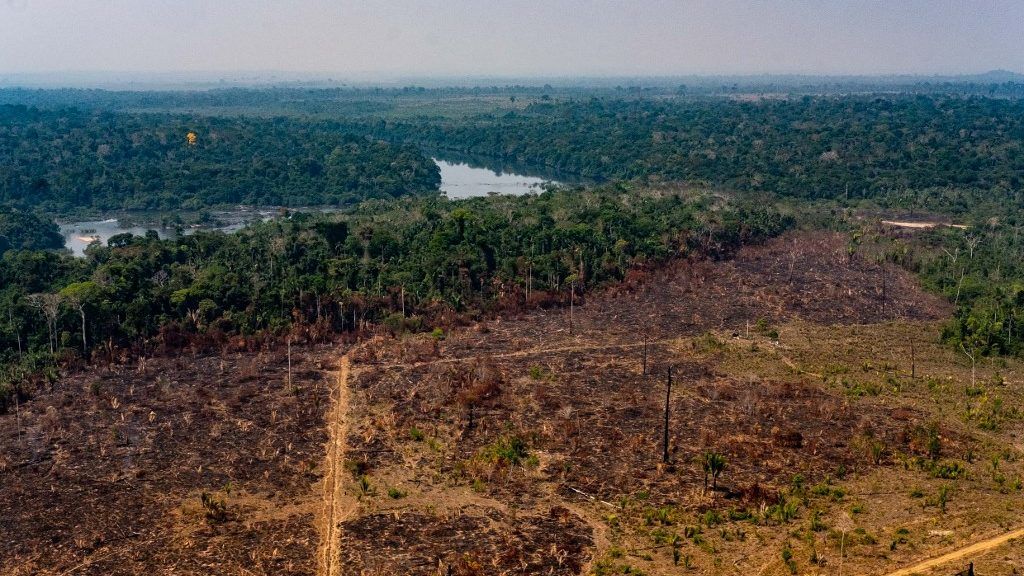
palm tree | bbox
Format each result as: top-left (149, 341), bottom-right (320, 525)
top-left (701, 451), bottom-right (726, 491)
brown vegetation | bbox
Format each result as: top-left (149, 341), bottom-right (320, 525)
top-left (3, 231), bottom-right (1021, 575)
top-left (0, 344), bottom-right (334, 575)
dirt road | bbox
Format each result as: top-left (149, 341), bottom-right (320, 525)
top-left (316, 353), bottom-right (357, 576)
top-left (882, 527), bottom-right (1024, 576)
top-left (881, 220), bottom-right (968, 230)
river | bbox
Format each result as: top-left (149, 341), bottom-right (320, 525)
top-left (59, 155), bottom-right (564, 256)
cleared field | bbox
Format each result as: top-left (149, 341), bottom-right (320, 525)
top-left (0, 344), bottom-right (336, 575)
top-left (3, 231), bottom-right (1021, 575)
top-left (326, 232), bottom-right (1023, 575)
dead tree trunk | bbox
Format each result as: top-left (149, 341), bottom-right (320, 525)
top-left (77, 305), bottom-right (87, 357)
top-left (961, 342), bottom-right (976, 388)
top-left (642, 334), bottom-right (648, 376)
top-left (663, 366), bottom-right (672, 464)
top-left (910, 339), bottom-right (916, 379)
top-left (880, 264), bottom-right (887, 316)
top-left (569, 279), bottom-right (574, 336)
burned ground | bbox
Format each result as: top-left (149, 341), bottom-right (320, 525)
top-left (331, 231), bottom-right (1005, 575)
top-left (0, 346), bottom-right (334, 575)
top-left (339, 506), bottom-right (593, 575)
top-left (436, 231), bottom-right (951, 361)
top-left (2, 230), bottom-right (1020, 576)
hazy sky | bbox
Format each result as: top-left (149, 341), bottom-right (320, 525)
top-left (1, 0), bottom-right (1021, 77)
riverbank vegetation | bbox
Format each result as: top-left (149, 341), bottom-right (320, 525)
top-left (0, 208), bottom-right (64, 254)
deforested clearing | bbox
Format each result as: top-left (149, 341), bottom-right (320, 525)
top-left (8, 230), bottom-right (1011, 575)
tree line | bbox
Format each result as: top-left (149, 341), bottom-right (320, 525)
top-left (894, 218), bottom-right (1024, 358)
top-left (0, 186), bottom-right (791, 412)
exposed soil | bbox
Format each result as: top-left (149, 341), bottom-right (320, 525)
top-left (884, 527), bottom-right (1024, 576)
top-left (327, 231), bottom-right (980, 575)
top-left (4, 231), bottom-right (1020, 576)
top-left (340, 506), bottom-right (593, 575)
top-left (0, 345), bottom-right (335, 575)
top-left (318, 354), bottom-right (357, 576)
top-left (432, 231), bottom-right (951, 363)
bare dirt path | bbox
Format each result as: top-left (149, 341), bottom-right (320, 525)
top-left (881, 220), bottom-right (968, 230)
top-left (881, 527), bottom-right (1024, 576)
top-left (316, 353), bottom-right (358, 576)
top-left (379, 337), bottom-right (680, 370)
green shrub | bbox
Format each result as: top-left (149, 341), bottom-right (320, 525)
top-left (929, 461), bottom-right (966, 480)
top-left (781, 544), bottom-right (797, 574)
top-left (478, 435), bottom-right (530, 468)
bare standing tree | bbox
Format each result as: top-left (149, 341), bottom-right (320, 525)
top-left (663, 366), bottom-right (672, 464)
top-left (567, 273), bottom-right (578, 336)
top-left (910, 338), bottom-right (916, 379)
top-left (60, 281), bottom-right (100, 357)
top-left (7, 307), bottom-right (22, 360)
top-left (965, 234), bottom-right (981, 260)
top-left (954, 268), bottom-right (966, 306)
top-left (960, 342), bottom-right (977, 389)
top-left (642, 333), bottom-right (648, 376)
top-left (26, 293), bottom-right (61, 354)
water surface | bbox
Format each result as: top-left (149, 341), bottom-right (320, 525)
top-left (59, 211), bottom-right (273, 257)
top-left (435, 157), bottom-right (555, 198)
top-left (58, 157), bottom-right (569, 256)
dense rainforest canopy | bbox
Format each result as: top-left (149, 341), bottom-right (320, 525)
top-left (359, 96), bottom-right (1024, 207)
top-left (0, 104), bottom-right (440, 212)
top-left (0, 208), bottom-right (64, 254)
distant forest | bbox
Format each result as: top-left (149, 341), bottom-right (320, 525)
top-left (356, 96), bottom-right (1024, 210)
top-left (5, 92), bottom-right (1024, 215)
top-left (0, 105), bottom-right (440, 212)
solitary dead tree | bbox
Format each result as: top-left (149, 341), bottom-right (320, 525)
top-left (287, 336), bottom-right (292, 389)
top-left (642, 334), bottom-right (648, 376)
top-left (910, 338), bottom-right (916, 379)
top-left (568, 273), bottom-right (577, 336)
top-left (960, 342), bottom-right (977, 389)
top-left (965, 234), bottom-right (981, 260)
top-left (880, 261), bottom-right (887, 316)
top-left (60, 281), bottom-right (100, 357)
top-left (663, 366), bottom-right (672, 464)
top-left (8, 308), bottom-right (22, 360)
